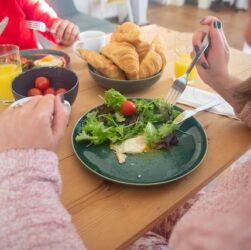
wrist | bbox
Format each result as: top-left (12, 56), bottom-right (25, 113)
top-left (209, 74), bottom-right (241, 94)
top-left (209, 74), bottom-right (244, 112)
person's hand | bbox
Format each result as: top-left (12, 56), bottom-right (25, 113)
top-left (192, 16), bottom-right (231, 90)
top-left (0, 95), bottom-right (69, 153)
top-left (51, 19), bottom-right (79, 46)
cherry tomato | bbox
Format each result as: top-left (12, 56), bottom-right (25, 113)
top-left (35, 76), bottom-right (50, 91)
top-left (56, 88), bottom-right (67, 95)
top-left (28, 88), bottom-right (43, 96)
top-left (44, 87), bottom-right (56, 95)
top-left (21, 57), bottom-right (28, 65)
top-left (120, 100), bottom-right (136, 116)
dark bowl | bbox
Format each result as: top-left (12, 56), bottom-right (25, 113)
top-left (88, 64), bottom-right (163, 93)
top-left (12, 67), bottom-right (79, 105)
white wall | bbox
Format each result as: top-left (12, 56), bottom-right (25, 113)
top-left (73, 0), bottom-right (123, 18)
top-left (73, 0), bottom-right (149, 25)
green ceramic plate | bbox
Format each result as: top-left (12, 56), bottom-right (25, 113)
top-left (72, 102), bottom-right (208, 186)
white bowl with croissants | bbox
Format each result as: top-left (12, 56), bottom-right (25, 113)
top-left (77, 22), bottom-right (167, 93)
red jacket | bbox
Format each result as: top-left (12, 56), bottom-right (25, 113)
top-left (0, 0), bottom-right (60, 49)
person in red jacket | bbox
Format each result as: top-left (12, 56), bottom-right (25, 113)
top-left (0, 0), bottom-right (79, 49)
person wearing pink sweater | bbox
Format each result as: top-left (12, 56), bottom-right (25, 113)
top-left (130, 1), bottom-right (251, 249)
top-left (167, 7), bottom-right (251, 249)
top-left (0, 95), bottom-right (85, 249)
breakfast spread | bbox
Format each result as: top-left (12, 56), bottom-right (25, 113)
top-left (78, 22), bottom-right (167, 80)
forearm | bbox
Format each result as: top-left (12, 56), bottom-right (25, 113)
top-left (0, 149), bottom-right (85, 249)
top-left (21, 0), bottom-right (60, 43)
top-left (209, 74), bottom-right (245, 113)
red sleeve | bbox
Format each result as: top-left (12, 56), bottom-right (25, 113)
top-left (21, 0), bottom-right (61, 43)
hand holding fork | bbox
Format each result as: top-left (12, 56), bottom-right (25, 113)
top-left (166, 33), bottom-right (210, 105)
top-left (26, 20), bottom-right (52, 33)
top-left (26, 19), bottom-right (79, 45)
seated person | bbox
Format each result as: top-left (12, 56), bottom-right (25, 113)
top-left (0, 0), bottom-right (79, 49)
top-left (130, 1), bottom-right (251, 249)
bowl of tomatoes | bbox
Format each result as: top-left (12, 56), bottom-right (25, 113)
top-left (12, 67), bottom-right (79, 105)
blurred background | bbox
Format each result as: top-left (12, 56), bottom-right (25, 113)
top-left (47, 0), bottom-right (249, 52)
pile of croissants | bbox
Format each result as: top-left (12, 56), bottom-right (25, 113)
top-left (78, 22), bottom-right (166, 80)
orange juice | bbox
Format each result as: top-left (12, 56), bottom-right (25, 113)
top-left (0, 64), bottom-right (22, 101)
top-left (174, 53), bottom-right (197, 82)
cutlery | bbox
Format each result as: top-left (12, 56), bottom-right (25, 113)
top-left (0, 17), bottom-right (9, 36)
top-left (166, 33), bottom-right (210, 105)
top-left (26, 20), bottom-right (52, 33)
top-left (173, 99), bottom-right (220, 125)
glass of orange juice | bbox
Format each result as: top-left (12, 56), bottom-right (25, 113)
top-left (0, 44), bottom-right (22, 104)
top-left (174, 33), bottom-right (197, 83)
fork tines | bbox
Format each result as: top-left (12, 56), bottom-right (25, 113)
top-left (166, 79), bottom-right (186, 105)
top-left (26, 21), bottom-right (46, 32)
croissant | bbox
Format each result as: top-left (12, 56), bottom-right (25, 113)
top-left (101, 42), bottom-right (139, 80)
top-left (78, 48), bottom-right (126, 80)
top-left (139, 44), bottom-right (162, 79)
top-left (152, 36), bottom-right (167, 69)
top-left (111, 22), bottom-right (141, 45)
top-left (135, 40), bottom-right (151, 62)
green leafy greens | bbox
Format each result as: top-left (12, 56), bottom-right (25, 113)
top-left (75, 89), bottom-right (180, 148)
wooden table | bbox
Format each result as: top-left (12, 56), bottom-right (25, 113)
top-left (56, 25), bottom-right (251, 250)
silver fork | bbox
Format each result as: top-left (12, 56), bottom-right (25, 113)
top-left (26, 20), bottom-right (51, 32)
top-left (166, 33), bottom-right (210, 105)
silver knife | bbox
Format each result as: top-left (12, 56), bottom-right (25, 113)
top-left (0, 17), bottom-right (9, 36)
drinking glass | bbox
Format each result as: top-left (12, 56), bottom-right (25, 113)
top-left (174, 33), bottom-right (197, 83)
top-left (0, 44), bottom-right (22, 104)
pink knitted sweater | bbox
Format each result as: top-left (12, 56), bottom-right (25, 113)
top-left (0, 149), bottom-right (85, 249)
top-left (169, 102), bottom-right (251, 249)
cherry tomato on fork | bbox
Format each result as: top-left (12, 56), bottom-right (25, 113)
top-left (35, 76), bottom-right (50, 91)
top-left (120, 100), bottom-right (136, 116)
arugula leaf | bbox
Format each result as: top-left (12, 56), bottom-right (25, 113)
top-left (144, 122), bottom-right (175, 145)
top-left (144, 122), bottom-right (158, 144)
top-left (103, 89), bottom-right (126, 111)
top-left (158, 123), bottom-right (175, 138)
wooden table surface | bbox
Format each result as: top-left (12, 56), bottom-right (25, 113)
top-left (55, 25), bottom-right (251, 250)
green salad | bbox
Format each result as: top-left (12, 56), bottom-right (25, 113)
top-left (75, 89), bottom-right (181, 150)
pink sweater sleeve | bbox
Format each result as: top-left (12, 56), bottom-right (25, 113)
top-left (0, 149), bottom-right (85, 250)
top-left (236, 101), bottom-right (251, 128)
top-left (169, 157), bottom-right (251, 250)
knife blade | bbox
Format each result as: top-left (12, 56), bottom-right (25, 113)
top-left (0, 17), bottom-right (9, 36)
